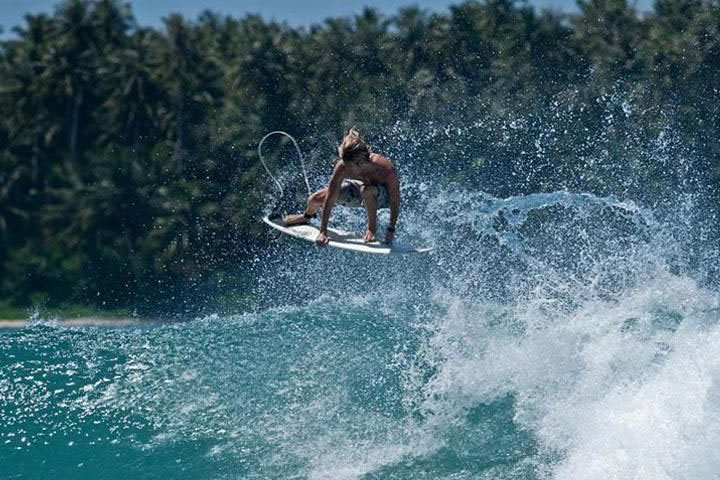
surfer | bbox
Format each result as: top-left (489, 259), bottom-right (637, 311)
top-left (283, 129), bottom-right (400, 245)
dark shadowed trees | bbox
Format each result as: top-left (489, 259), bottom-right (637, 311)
top-left (1, 0), bottom-right (718, 312)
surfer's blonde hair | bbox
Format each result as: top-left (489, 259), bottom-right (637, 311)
top-left (338, 128), bottom-right (370, 164)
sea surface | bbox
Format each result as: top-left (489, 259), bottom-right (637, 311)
top-left (2, 187), bottom-right (719, 479)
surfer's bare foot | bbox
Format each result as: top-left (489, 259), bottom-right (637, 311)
top-left (363, 229), bottom-right (377, 243)
top-left (283, 213), bottom-right (309, 226)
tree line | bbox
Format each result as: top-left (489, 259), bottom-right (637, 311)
top-left (1, 0), bottom-right (718, 313)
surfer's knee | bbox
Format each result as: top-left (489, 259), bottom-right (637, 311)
top-left (309, 188), bottom-right (327, 206)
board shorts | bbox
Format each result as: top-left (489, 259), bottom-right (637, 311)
top-left (336, 179), bottom-right (390, 209)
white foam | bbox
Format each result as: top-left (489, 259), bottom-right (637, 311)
top-left (418, 269), bottom-right (720, 479)
top-left (555, 321), bottom-right (720, 479)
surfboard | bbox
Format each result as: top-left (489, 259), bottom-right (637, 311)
top-left (262, 216), bottom-right (432, 255)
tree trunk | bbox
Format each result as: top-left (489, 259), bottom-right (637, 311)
top-left (172, 107), bottom-right (185, 173)
top-left (31, 135), bottom-right (44, 193)
top-left (70, 96), bottom-right (80, 162)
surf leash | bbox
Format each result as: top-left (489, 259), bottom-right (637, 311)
top-left (257, 132), bottom-right (312, 218)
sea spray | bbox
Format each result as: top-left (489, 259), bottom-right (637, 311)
top-left (4, 178), bottom-right (718, 479)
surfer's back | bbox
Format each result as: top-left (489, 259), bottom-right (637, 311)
top-left (341, 153), bottom-right (397, 187)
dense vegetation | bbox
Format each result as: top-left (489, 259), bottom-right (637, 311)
top-left (1, 0), bottom-right (718, 314)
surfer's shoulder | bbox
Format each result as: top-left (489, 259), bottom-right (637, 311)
top-left (331, 159), bottom-right (347, 179)
top-left (370, 152), bottom-right (394, 168)
top-left (370, 154), bottom-right (396, 178)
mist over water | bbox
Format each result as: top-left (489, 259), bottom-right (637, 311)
top-left (2, 92), bottom-right (720, 479)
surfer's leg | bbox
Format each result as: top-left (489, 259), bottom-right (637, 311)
top-left (360, 185), bottom-right (378, 242)
top-left (283, 189), bottom-right (327, 226)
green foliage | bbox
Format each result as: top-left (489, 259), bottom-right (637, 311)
top-left (0, 0), bottom-right (718, 313)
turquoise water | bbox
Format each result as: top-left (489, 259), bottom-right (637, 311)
top-left (2, 189), bottom-right (719, 479)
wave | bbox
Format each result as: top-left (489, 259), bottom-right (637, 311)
top-left (2, 185), bottom-right (719, 479)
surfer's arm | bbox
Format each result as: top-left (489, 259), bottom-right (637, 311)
top-left (385, 175), bottom-right (400, 244)
top-left (317, 163), bottom-right (344, 244)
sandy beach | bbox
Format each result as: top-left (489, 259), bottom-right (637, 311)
top-left (0, 317), bottom-right (143, 328)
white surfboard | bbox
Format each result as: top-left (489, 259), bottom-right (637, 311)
top-left (262, 216), bottom-right (432, 255)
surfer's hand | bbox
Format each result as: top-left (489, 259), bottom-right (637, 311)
top-left (363, 229), bottom-right (377, 243)
top-left (384, 229), bottom-right (394, 244)
top-left (316, 231), bottom-right (329, 246)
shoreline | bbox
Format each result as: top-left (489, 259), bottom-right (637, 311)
top-left (0, 317), bottom-right (145, 329)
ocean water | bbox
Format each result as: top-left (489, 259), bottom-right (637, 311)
top-left (2, 183), bottom-right (719, 479)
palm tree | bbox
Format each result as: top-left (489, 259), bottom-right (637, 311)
top-left (572, 0), bottom-right (643, 81)
top-left (89, 0), bottom-right (133, 50)
top-left (157, 14), bottom-right (221, 171)
top-left (46, 0), bottom-right (97, 161)
top-left (1, 14), bottom-right (57, 192)
top-left (0, 153), bottom-right (30, 241)
top-left (100, 27), bottom-right (165, 147)
top-left (226, 15), bottom-right (297, 133)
